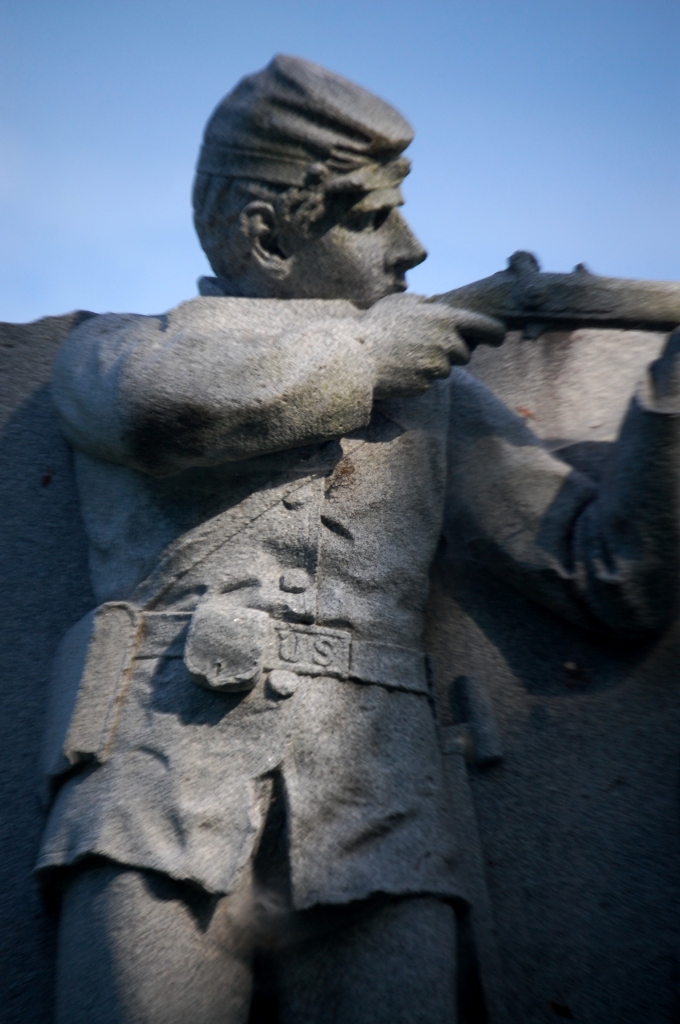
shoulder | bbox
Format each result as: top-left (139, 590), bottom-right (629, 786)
top-left (52, 294), bottom-right (364, 391)
top-left (57, 295), bottom-right (362, 355)
top-left (51, 312), bottom-right (163, 400)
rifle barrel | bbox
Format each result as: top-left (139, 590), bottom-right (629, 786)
top-left (431, 251), bottom-right (680, 337)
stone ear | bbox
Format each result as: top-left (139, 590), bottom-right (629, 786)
top-left (239, 201), bottom-right (290, 277)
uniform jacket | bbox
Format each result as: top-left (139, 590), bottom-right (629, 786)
top-left (37, 296), bottom-right (680, 907)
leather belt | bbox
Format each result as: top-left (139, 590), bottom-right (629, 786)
top-left (269, 622), bottom-right (429, 695)
top-left (138, 612), bottom-right (429, 696)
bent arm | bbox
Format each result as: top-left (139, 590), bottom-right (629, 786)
top-left (51, 297), bottom-right (373, 475)
top-left (444, 368), bottom-right (680, 639)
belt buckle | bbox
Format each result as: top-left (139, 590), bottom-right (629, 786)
top-left (273, 624), bottom-right (351, 678)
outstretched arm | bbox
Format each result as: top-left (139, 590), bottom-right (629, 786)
top-left (51, 294), bottom-right (503, 476)
top-left (51, 298), bottom-right (372, 475)
top-left (443, 330), bottom-right (680, 639)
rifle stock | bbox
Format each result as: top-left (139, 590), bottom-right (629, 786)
top-left (431, 251), bottom-right (680, 339)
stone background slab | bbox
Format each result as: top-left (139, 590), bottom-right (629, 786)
top-left (427, 328), bottom-right (680, 1023)
top-left (0, 313), bottom-right (94, 1024)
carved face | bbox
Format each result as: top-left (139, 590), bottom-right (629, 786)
top-left (229, 190), bottom-right (427, 308)
top-left (280, 198), bottom-right (427, 308)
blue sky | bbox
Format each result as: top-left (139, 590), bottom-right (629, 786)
top-left (1, 0), bottom-right (678, 322)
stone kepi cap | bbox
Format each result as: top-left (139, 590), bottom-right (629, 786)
top-left (196, 54), bottom-right (414, 210)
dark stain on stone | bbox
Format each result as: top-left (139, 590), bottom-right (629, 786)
top-left (548, 1001), bottom-right (575, 1019)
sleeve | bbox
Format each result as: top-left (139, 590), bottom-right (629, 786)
top-left (443, 368), bottom-right (680, 639)
top-left (50, 299), bottom-right (375, 476)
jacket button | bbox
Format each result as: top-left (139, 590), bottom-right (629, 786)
top-left (279, 569), bottom-right (310, 593)
top-left (268, 670), bottom-right (298, 698)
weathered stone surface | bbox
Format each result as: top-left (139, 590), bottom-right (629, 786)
top-left (425, 327), bottom-right (680, 1023)
top-left (0, 313), bottom-right (94, 1024)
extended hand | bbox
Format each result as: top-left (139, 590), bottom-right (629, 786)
top-left (358, 294), bottom-right (506, 400)
top-left (650, 327), bottom-right (680, 408)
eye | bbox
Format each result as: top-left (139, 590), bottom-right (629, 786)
top-left (372, 207), bottom-right (391, 230)
top-left (344, 207), bottom-right (392, 233)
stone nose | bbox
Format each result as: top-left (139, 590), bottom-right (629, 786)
top-left (279, 570), bottom-right (310, 593)
top-left (385, 210), bottom-right (427, 274)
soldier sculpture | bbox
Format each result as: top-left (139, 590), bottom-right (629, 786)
top-left (38, 55), bottom-right (680, 1023)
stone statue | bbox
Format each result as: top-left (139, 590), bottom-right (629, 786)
top-left (37, 55), bottom-right (680, 1023)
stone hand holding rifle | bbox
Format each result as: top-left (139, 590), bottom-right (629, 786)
top-left (41, 55), bottom-right (680, 1024)
top-left (356, 254), bottom-right (680, 398)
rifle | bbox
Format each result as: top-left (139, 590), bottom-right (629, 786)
top-left (431, 251), bottom-right (680, 339)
